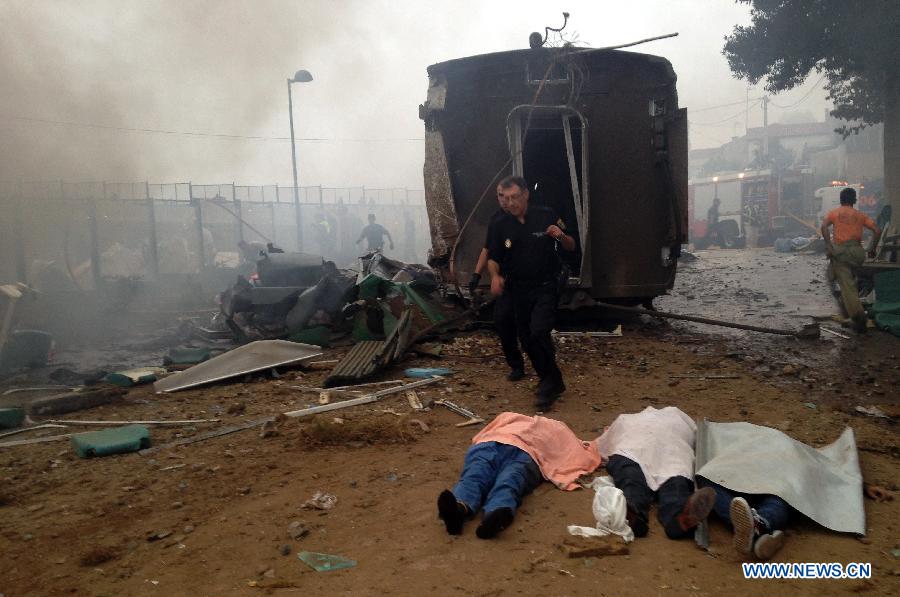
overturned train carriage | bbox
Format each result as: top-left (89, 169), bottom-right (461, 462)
top-left (420, 46), bottom-right (688, 307)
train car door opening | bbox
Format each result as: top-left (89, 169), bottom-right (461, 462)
top-left (507, 105), bottom-right (588, 283)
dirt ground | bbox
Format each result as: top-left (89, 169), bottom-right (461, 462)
top-left (1, 248), bottom-right (899, 596)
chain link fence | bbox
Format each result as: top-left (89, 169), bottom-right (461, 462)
top-left (0, 181), bottom-right (428, 286)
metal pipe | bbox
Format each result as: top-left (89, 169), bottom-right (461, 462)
top-left (594, 301), bottom-right (816, 337)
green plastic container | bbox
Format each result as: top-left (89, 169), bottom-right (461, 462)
top-left (0, 407), bottom-right (25, 429)
top-left (71, 424), bottom-right (151, 458)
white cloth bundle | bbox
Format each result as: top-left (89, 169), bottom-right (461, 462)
top-left (566, 476), bottom-right (634, 543)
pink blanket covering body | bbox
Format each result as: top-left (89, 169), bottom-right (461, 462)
top-left (472, 412), bottom-right (601, 490)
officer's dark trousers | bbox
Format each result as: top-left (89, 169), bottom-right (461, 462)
top-left (494, 290), bottom-right (524, 371)
top-left (607, 455), bottom-right (695, 539)
top-left (510, 283), bottom-right (560, 382)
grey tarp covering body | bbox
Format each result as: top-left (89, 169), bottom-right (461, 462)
top-left (695, 421), bottom-right (865, 535)
top-left (154, 340), bottom-right (322, 393)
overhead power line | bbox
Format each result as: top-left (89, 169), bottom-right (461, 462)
top-left (690, 98), bottom-right (757, 114)
top-left (689, 99), bottom-right (761, 126)
top-left (768, 73), bottom-right (827, 109)
top-left (0, 114), bottom-right (425, 143)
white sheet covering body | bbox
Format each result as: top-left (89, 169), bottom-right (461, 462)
top-left (596, 406), bottom-right (696, 491)
top-left (695, 421), bottom-right (865, 535)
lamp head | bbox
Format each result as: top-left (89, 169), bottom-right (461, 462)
top-left (291, 69), bottom-right (313, 83)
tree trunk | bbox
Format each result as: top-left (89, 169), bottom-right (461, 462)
top-left (884, 72), bottom-right (900, 230)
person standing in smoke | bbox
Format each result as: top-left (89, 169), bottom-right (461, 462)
top-left (356, 213), bottom-right (394, 253)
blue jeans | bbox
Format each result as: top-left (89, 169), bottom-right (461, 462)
top-left (452, 442), bottom-right (542, 515)
top-left (697, 478), bottom-right (791, 532)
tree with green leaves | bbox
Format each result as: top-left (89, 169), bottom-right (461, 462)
top-left (723, 0), bottom-right (900, 220)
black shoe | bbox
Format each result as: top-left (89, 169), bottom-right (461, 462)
top-left (537, 371), bottom-right (565, 398)
top-left (437, 490), bottom-right (466, 535)
top-left (626, 507), bottom-right (649, 538)
top-left (534, 393), bottom-right (558, 411)
top-left (507, 368), bottom-right (525, 381)
top-left (476, 507), bottom-right (514, 539)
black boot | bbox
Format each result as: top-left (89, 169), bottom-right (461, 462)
top-left (507, 367), bottom-right (525, 381)
top-left (476, 507), bottom-right (514, 539)
top-left (437, 490), bottom-right (466, 535)
top-left (535, 370), bottom-right (565, 410)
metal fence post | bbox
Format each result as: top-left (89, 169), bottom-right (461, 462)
top-left (235, 198), bottom-right (245, 243)
top-left (14, 183), bottom-right (27, 283)
top-left (189, 182), bottom-right (205, 272)
top-left (192, 199), bottom-right (206, 273)
top-left (145, 181), bottom-right (159, 278)
top-left (87, 198), bottom-right (101, 289)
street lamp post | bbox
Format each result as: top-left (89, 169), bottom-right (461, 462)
top-left (287, 69), bottom-right (313, 252)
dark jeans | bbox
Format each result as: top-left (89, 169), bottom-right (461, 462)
top-left (510, 282), bottom-right (560, 381)
top-left (494, 290), bottom-right (524, 371)
top-left (451, 441), bottom-right (543, 515)
top-left (696, 477), bottom-right (791, 533)
top-left (607, 455), bottom-right (695, 539)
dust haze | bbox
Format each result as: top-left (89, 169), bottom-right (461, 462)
top-left (0, 1), bottom-right (832, 188)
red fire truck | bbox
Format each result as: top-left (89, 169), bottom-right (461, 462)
top-left (688, 168), bottom-right (814, 248)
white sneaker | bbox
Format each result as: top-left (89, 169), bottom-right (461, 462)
top-left (753, 530), bottom-right (785, 561)
top-left (730, 497), bottom-right (755, 555)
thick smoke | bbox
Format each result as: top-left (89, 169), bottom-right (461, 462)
top-left (0, 1), bottom-right (358, 184)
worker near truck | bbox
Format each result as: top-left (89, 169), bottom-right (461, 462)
top-left (469, 183), bottom-right (527, 382)
top-left (486, 176), bottom-right (575, 410)
top-left (356, 213), bottom-right (394, 253)
top-left (820, 187), bottom-right (882, 333)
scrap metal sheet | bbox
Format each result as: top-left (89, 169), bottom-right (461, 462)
top-left (154, 340), bottom-right (322, 393)
top-left (695, 421), bottom-right (865, 534)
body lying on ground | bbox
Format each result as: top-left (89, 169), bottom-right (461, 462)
top-left (596, 406), bottom-right (716, 541)
top-left (695, 419), bottom-right (892, 560)
top-left (437, 412), bottom-right (601, 539)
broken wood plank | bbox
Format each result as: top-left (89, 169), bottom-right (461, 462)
top-left (139, 417), bottom-right (272, 455)
top-left (0, 433), bottom-right (73, 448)
top-left (288, 385), bottom-right (362, 397)
top-left (669, 374), bottom-right (740, 380)
top-left (326, 379), bottom-right (405, 391)
top-left (0, 423), bottom-right (68, 439)
top-left (561, 536), bottom-right (629, 558)
top-left (406, 390), bottom-right (424, 411)
top-left (283, 376), bottom-right (444, 419)
top-left (28, 387), bottom-right (126, 416)
top-left (2, 386), bottom-right (75, 396)
top-left (552, 325), bottom-right (622, 338)
top-left (140, 379), bottom-right (446, 452)
top-left (304, 360), bottom-right (340, 370)
top-left (820, 326), bottom-right (850, 339)
top-left (44, 418), bottom-right (220, 426)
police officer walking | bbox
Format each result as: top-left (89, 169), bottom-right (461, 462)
top-left (469, 183), bottom-right (526, 381)
top-left (486, 176), bottom-right (575, 409)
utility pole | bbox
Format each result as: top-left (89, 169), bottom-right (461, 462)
top-left (745, 86), bottom-right (750, 135)
top-left (286, 69), bottom-right (313, 252)
top-left (762, 95), bottom-right (769, 164)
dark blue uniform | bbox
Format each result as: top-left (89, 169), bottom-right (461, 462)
top-left (487, 205), bottom-right (567, 405)
top-left (485, 209), bottom-right (524, 374)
